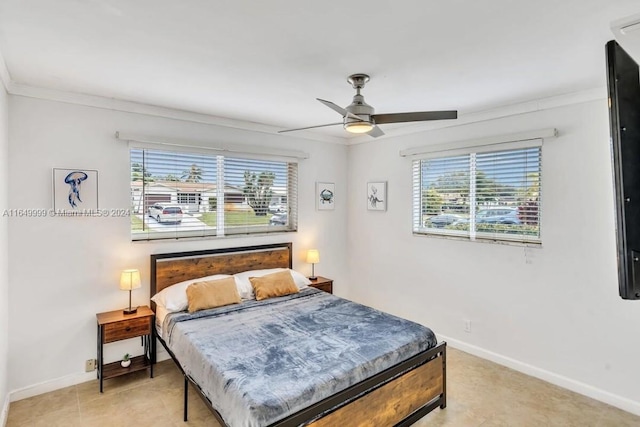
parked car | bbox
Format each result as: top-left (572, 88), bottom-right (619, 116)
top-left (426, 214), bottom-right (462, 228)
top-left (451, 217), bottom-right (469, 225)
top-left (148, 204), bottom-right (183, 223)
top-left (269, 204), bottom-right (286, 213)
top-left (518, 202), bottom-right (539, 225)
top-left (476, 207), bottom-right (520, 224)
top-left (269, 212), bottom-right (287, 226)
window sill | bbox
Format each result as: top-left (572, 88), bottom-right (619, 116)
top-left (412, 231), bottom-right (542, 248)
top-left (131, 228), bottom-right (297, 243)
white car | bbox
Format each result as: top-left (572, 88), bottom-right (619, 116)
top-left (476, 207), bottom-right (520, 224)
top-left (148, 204), bottom-right (183, 223)
top-left (269, 212), bottom-right (287, 226)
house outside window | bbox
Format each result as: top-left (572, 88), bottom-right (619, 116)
top-left (130, 148), bottom-right (298, 241)
top-left (177, 192), bottom-right (199, 204)
top-left (412, 145), bottom-right (541, 244)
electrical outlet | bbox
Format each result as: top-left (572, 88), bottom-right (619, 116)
top-left (85, 359), bottom-right (96, 372)
top-left (464, 319), bottom-right (472, 333)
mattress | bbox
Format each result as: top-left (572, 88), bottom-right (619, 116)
top-left (155, 303), bottom-right (169, 339)
top-left (162, 287), bottom-right (437, 427)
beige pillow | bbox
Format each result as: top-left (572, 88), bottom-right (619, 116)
top-left (249, 270), bottom-right (299, 301)
top-left (186, 277), bottom-right (241, 313)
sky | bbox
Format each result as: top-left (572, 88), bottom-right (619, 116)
top-left (130, 149), bottom-right (289, 187)
top-left (421, 147), bottom-right (540, 189)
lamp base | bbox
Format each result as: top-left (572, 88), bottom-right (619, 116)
top-left (309, 276), bottom-right (317, 280)
top-left (123, 307), bottom-right (138, 315)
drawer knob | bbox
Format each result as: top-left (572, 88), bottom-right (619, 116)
top-left (125, 327), bottom-right (131, 332)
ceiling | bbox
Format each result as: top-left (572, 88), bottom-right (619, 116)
top-left (0, 0), bottom-right (639, 141)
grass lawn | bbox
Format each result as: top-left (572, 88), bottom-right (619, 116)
top-left (131, 215), bottom-right (144, 231)
top-left (130, 211), bottom-right (269, 231)
top-left (200, 211), bottom-right (270, 227)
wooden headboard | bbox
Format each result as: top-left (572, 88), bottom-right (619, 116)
top-left (150, 242), bottom-right (292, 308)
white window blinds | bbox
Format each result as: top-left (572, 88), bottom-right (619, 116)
top-left (130, 148), bottom-right (298, 241)
top-left (412, 146), bottom-right (541, 244)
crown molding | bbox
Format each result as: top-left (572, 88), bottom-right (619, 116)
top-left (4, 76), bottom-right (604, 147)
top-left (611, 12), bottom-right (640, 36)
top-left (347, 87), bottom-right (606, 145)
top-left (8, 81), bottom-right (347, 145)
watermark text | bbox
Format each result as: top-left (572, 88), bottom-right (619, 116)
top-left (2, 208), bottom-right (131, 218)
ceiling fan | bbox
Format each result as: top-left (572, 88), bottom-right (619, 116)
top-left (279, 73), bottom-right (458, 138)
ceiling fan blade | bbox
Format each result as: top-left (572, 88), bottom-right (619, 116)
top-left (278, 122), bottom-right (343, 134)
top-left (372, 110), bottom-right (458, 124)
top-left (317, 98), bottom-right (368, 122)
top-left (368, 126), bottom-right (385, 138)
top-left (317, 98), bottom-right (348, 116)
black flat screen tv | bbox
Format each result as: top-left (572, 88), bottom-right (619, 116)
top-left (606, 40), bottom-right (640, 300)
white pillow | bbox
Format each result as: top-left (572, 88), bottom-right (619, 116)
top-left (290, 269), bottom-right (312, 288)
top-left (151, 274), bottom-right (234, 312)
top-left (234, 268), bottom-right (311, 299)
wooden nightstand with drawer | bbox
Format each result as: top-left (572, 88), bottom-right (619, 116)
top-left (309, 276), bottom-right (333, 294)
top-left (96, 306), bottom-right (155, 392)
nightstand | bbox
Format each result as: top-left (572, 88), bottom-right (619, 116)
top-left (96, 306), bottom-right (155, 392)
top-left (309, 276), bottom-right (333, 294)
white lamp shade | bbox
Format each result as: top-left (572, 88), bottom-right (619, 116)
top-left (120, 269), bottom-right (141, 291)
top-left (306, 249), bottom-right (320, 264)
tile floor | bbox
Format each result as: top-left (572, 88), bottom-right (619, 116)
top-left (6, 348), bottom-right (640, 427)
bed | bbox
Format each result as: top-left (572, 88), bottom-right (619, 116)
top-left (150, 242), bottom-right (446, 426)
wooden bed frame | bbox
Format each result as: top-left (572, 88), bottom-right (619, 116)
top-left (150, 242), bottom-right (447, 426)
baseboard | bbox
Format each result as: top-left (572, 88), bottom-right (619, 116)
top-left (9, 337), bottom-right (639, 416)
top-left (10, 371), bottom-right (97, 402)
top-left (439, 334), bottom-right (640, 416)
top-left (9, 351), bottom-right (171, 402)
top-left (1, 392), bottom-right (9, 427)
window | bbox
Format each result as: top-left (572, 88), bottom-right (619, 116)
top-left (412, 146), bottom-right (541, 244)
top-left (130, 148), bottom-right (297, 241)
top-left (177, 193), bottom-right (198, 204)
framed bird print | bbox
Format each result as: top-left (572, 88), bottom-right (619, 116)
top-left (367, 181), bottom-right (386, 211)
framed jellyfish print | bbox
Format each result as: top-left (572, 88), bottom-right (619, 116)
top-left (53, 168), bottom-right (99, 214)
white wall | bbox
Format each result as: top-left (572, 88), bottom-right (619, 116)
top-left (7, 93), bottom-right (640, 415)
top-left (7, 95), bottom-right (348, 395)
top-left (0, 82), bottom-right (9, 422)
top-left (347, 99), bottom-right (640, 413)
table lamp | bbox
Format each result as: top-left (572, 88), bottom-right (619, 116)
top-left (120, 269), bottom-right (141, 314)
top-left (306, 249), bottom-right (320, 280)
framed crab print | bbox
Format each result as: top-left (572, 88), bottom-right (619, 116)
top-left (316, 182), bottom-right (335, 210)
top-left (53, 168), bottom-right (99, 213)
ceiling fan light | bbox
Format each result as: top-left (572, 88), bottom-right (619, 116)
top-left (344, 122), bottom-right (374, 134)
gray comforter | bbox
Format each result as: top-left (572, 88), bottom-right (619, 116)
top-left (163, 287), bottom-right (437, 427)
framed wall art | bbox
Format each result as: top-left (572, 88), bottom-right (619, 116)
top-left (53, 168), bottom-right (99, 212)
top-left (316, 182), bottom-right (335, 210)
top-left (367, 181), bottom-right (386, 211)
